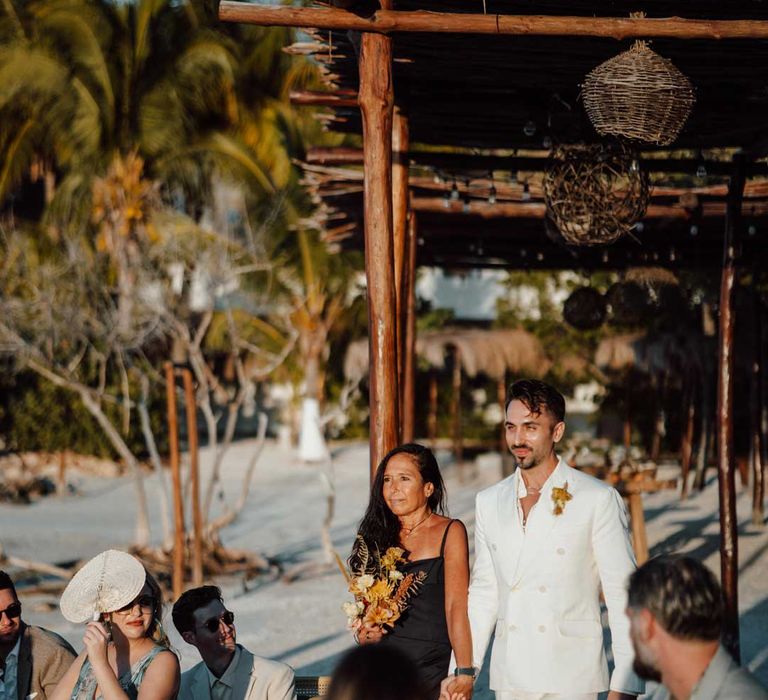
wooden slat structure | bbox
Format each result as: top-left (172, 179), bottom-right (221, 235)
top-left (219, 0), bottom-right (768, 658)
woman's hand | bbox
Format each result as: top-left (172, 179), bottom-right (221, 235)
top-left (356, 623), bottom-right (386, 644)
top-left (439, 675), bottom-right (473, 700)
top-left (83, 621), bottom-right (111, 669)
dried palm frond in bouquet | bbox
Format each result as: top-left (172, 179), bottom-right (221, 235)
top-left (341, 536), bottom-right (426, 634)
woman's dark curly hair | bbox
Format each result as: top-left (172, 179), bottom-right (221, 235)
top-left (348, 443), bottom-right (447, 573)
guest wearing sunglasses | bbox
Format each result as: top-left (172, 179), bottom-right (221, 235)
top-left (172, 586), bottom-right (296, 700)
top-left (0, 570), bottom-right (76, 700)
top-left (50, 563), bottom-right (179, 700)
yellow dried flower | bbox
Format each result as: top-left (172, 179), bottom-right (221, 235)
top-left (552, 482), bottom-right (573, 515)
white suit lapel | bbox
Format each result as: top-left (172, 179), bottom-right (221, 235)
top-left (498, 472), bottom-right (525, 583)
top-left (231, 648), bottom-right (258, 700)
top-left (512, 459), bottom-right (571, 584)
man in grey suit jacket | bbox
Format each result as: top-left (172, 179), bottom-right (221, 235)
top-left (626, 556), bottom-right (768, 700)
top-left (172, 585), bottom-right (295, 700)
top-left (0, 570), bottom-right (76, 700)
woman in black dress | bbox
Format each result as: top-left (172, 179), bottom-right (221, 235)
top-left (349, 444), bottom-right (474, 700)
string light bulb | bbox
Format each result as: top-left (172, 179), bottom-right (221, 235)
top-left (450, 178), bottom-right (460, 201)
top-left (521, 182), bottom-right (531, 202)
top-left (523, 120), bottom-right (536, 137)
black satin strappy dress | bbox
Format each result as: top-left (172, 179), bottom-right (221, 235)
top-left (380, 520), bottom-right (457, 700)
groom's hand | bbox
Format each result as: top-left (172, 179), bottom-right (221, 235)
top-left (439, 676), bottom-right (473, 700)
top-left (607, 692), bottom-right (636, 700)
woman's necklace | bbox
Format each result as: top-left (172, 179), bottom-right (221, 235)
top-left (401, 511), bottom-right (432, 537)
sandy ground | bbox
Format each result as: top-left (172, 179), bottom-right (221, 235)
top-left (1, 439), bottom-right (767, 698)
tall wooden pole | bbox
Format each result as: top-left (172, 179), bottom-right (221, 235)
top-left (680, 377), bottom-right (696, 500)
top-left (182, 368), bottom-right (204, 587)
top-left (164, 362), bottom-right (185, 599)
top-left (717, 156), bottom-right (745, 662)
top-left (428, 372), bottom-right (438, 446)
top-left (393, 106), bottom-right (410, 431)
top-left (359, 29), bottom-right (399, 479)
top-left (451, 346), bottom-right (463, 467)
top-left (402, 212), bottom-right (418, 443)
top-left (752, 294), bottom-right (765, 526)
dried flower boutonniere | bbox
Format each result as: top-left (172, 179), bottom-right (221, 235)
top-left (551, 482), bottom-right (573, 515)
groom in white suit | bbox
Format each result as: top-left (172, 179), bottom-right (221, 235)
top-left (445, 379), bottom-right (644, 700)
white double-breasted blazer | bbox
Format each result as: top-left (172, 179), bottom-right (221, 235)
top-left (467, 458), bottom-right (644, 695)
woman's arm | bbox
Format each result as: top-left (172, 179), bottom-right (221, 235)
top-left (443, 520), bottom-right (474, 699)
top-left (48, 652), bottom-right (87, 700)
top-left (136, 650), bottom-right (180, 700)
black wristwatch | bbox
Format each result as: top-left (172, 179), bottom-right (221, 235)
top-left (454, 667), bottom-right (477, 679)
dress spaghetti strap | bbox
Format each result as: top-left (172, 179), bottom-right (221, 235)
top-left (439, 519), bottom-right (458, 557)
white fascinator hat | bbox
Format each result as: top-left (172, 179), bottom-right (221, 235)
top-left (60, 549), bottom-right (147, 623)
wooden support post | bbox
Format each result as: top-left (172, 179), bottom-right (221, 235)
top-left (752, 293), bottom-right (765, 526)
top-left (428, 372), bottom-right (438, 446)
top-left (680, 378), bottom-right (695, 500)
top-left (393, 106), bottom-right (410, 429)
top-left (451, 346), bottom-right (463, 467)
top-left (401, 212), bottom-right (418, 443)
top-left (164, 362), bottom-right (185, 600)
top-left (359, 29), bottom-right (399, 478)
top-left (627, 492), bottom-right (649, 565)
top-left (717, 156), bottom-right (745, 662)
top-left (182, 368), bottom-right (204, 587)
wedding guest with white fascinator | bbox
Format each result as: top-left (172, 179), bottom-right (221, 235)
top-left (49, 550), bottom-right (179, 700)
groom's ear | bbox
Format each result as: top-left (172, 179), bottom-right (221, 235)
top-left (552, 421), bottom-right (565, 443)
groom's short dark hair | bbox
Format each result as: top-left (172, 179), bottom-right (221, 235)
top-left (506, 379), bottom-right (565, 423)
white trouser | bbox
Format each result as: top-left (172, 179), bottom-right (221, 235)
top-left (496, 693), bottom-right (597, 700)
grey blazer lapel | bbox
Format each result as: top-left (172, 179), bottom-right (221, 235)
top-left (231, 648), bottom-right (257, 700)
top-left (190, 665), bottom-right (212, 700)
top-left (16, 624), bottom-right (32, 700)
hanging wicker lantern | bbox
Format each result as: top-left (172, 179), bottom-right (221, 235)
top-left (582, 41), bottom-right (695, 146)
top-left (563, 287), bottom-right (607, 330)
top-left (544, 142), bottom-right (650, 246)
top-left (606, 281), bottom-right (652, 326)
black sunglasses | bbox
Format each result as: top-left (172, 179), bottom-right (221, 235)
top-left (199, 610), bottom-right (235, 633)
top-left (0, 602), bottom-right (22, 619)
top-left (115, 595), bottom-right (156, 614)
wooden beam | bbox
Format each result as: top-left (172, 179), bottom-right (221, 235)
top-left (411, 197), bottom-right (690, 219)
top-left (220, 3), bottom-right (768, 39)
top-left (359, 30), bottom-right (399, 479)
top-left (306, 147), bottom-right (768, 177)
top-left (290, 89), bottom-right (358, 107)
top-left (717, 155), bottom-right (745, 662)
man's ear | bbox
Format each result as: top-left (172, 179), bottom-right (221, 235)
top-left (553, 421), bottom-right (565, 443)
top-left (637, 608), bottom-right (656, 642)
top-left (181, 630), bottom-right (197, 646)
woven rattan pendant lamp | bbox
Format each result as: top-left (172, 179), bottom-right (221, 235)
top-left (582, 15), bottom-right (696, 146)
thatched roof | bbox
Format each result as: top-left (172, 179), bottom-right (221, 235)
top-left (344, 327), bottom-right (551, 383)
top-left (595, 332), bottom-right (709, 377)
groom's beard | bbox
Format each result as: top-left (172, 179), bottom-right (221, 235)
top-left (511, 444), bottom-right (541, 470)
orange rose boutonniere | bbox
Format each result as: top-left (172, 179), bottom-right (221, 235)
top-left (552, 482), bottom-right (573, 515)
